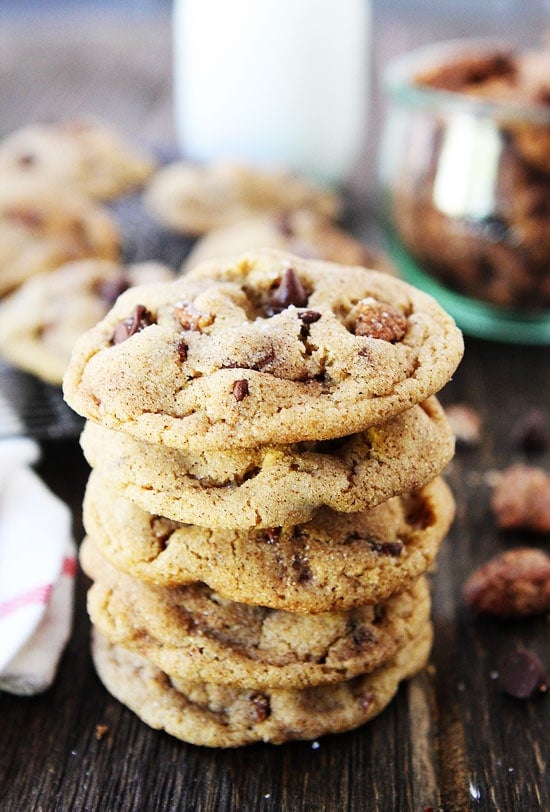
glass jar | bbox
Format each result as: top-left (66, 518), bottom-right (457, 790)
top-left (378, 38), bottom-right (550, 344)
top-left (172, 0), bottom-right (371, 186)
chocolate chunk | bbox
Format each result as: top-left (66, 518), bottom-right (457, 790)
top-left (249, 692), bottom-right (271, 722)
top-left (232, 379), bottom-right (249, 401)
top-left (17, 153), bottom-right (36, 167)
top-left (5, 207), bottom-right (44, 229)
top-left (112, 304), bottom-right (154, 344)
top-left (369, 540), bottom-right (404, 557)
top-left (269, 267), bottom-right (308, 313)
top-left (176, 339), bottom-right (188, 362)
top-left (498, 649), bottom-right (548, 699)
top-left (511, 410), bottom-right (548, 453)
top-left (298, 310), bottom-right (322, 324)
top-left (264, 527), bottom-right (281, 544)
top-left (96, 273), bottom-right (130, 307)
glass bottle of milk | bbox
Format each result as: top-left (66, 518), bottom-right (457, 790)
top-left (173, 0), bottom-right (371, 185)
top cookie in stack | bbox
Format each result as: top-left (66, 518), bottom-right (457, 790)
top-left (63, 249), bottom-right (463, 452)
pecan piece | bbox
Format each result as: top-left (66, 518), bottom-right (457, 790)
top-left (351, 298), bottom-right (407, 341)
top-left (174, 301), bottom-right (214, 331)
top-left (463, 547), bottom-right (550, 617)
top-left (491, 465), bottom-right (550, 532)
top-left (112, 304), bottom-right (154, 344)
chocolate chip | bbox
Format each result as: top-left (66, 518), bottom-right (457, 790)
top-left (298, 310), bottom-right (321, 324)
top-left (232, 379), bottom-right (249, 401)
top-left (96, 273), bottom-right (130, 307)
top-left (5, 207), bottom-right (44, 229)
top-left (268, 267), bottom-right (308, 313)
top-left (112, 304), bottom-right (154, 344)
top-left (357, 692), bottom-right (374, 712)
top-left (511, 410), bottom-right (548, 453)
top-left (369, 540), bottom-right (404, 557)
top-left (249, 692), bottom-right (271, 722)
top-left (17, 153), bottom-right (36, 167)
top-left (264, 527), bottom-right (281, 544)
top-left (498, 649), bottom-right (548, 699)
top-left (176, 339), bottom-right (188, 362)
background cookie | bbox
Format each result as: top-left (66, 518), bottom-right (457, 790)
top-left (144, 160), bottom-right (342, 235)
top-left (0, 117), bottom-right (157, 200)
top-left (81, 538), bottom-right (431, 690)
top-left (0, 259), bottom-right (175, 385)
top-left (183, 211), bottom-right (396, 274)
top-left (0, 178), bottom-right (120, 296)
top-left (83, 472), bottom-right (455, 612)
top-left (91, 622), bottom-right (433, 747)
top-left (63, 250), bottom-right (464, 451)
top-left (80, 397), bottom-right (454, 528)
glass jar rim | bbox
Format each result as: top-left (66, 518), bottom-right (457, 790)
top-left (384, 37), bottom-right (550, 126)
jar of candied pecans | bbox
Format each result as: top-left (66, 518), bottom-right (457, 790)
top-left (378, 38), bottom-right (550, 344)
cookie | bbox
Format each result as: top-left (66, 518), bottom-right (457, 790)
top-left (144, 161), bottom-right (342, 235)
top-left (83, 471), bottom-right (454, 612)
top-left (0, 178), bottom-right (120, 296)
top-left (81, 536), bottom-right (431, 690)
top-left (79, 397), bottom-right (454, 529)
top-left (63, 250), bottom-right (464, 451)
top-left (183, 211), bottom-right (395, 274)
top-left (91, 621), bottom-right (432, 747)
top-left (0, 259), bottom-right (175, 385)
top-left (0, 118), bottom-right (156, 200)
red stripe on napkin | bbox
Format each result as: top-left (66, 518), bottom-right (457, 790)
top-left (0, 584), bottom-right (53, 619)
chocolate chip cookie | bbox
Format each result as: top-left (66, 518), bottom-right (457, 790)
top-left (63, 250), bottom-right (463, 451)
top-left (91, 620), bottom-right (432, 747)
top-left (79, 397), bottom-right (454, 528)
top-left (144, 161), bottom-right (342, 236)
top-left (83, 471), bottom-right (454, 612)
top-left (0, 118), bottom-right (156, 200)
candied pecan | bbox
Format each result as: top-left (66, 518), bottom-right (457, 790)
top-left (268, 267), bottom-right (308, 312)
top-left (351, 298), bottom-right (407, 342)
top-left (463, 547), bottom-right (550, 617)
top-left (112, 304), bottom-right (154, 344)
top-left (444, 403), bottom-right (482, 447)
top-left (174, 301), bottom-right (215, 331)
top-left (491, 465), bottom-right (550, 532)
top-left (232, 379), bottom-right (249, 401)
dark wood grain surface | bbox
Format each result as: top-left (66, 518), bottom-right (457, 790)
top-left (0, 8), bottom-right (549, 811)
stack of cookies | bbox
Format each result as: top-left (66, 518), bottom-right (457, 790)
top-left (63, 249), bottom-right (464, 747)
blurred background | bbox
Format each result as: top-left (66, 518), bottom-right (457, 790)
top-left (1, 0), bottom-right (547, 195)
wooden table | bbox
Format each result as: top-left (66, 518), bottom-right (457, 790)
top-left (0, 8), bottom-right (549, 811)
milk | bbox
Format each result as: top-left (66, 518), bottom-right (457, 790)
top-left (173, 0), bottom-right (370, 185)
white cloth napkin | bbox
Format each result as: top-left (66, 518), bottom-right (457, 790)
top-left (0, 437), bottom-right (76, 695)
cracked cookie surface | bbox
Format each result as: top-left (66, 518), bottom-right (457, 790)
top-left (81, 537), bottom-right (430, 690)
top-left (63, 250), bottom-right (463, 451)
top-left (83, 472), bottom-right (454, 612)
top-left (91, 622), bottom-right (432, 747)
top-left (79, 397), bottom-right (454, 528)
